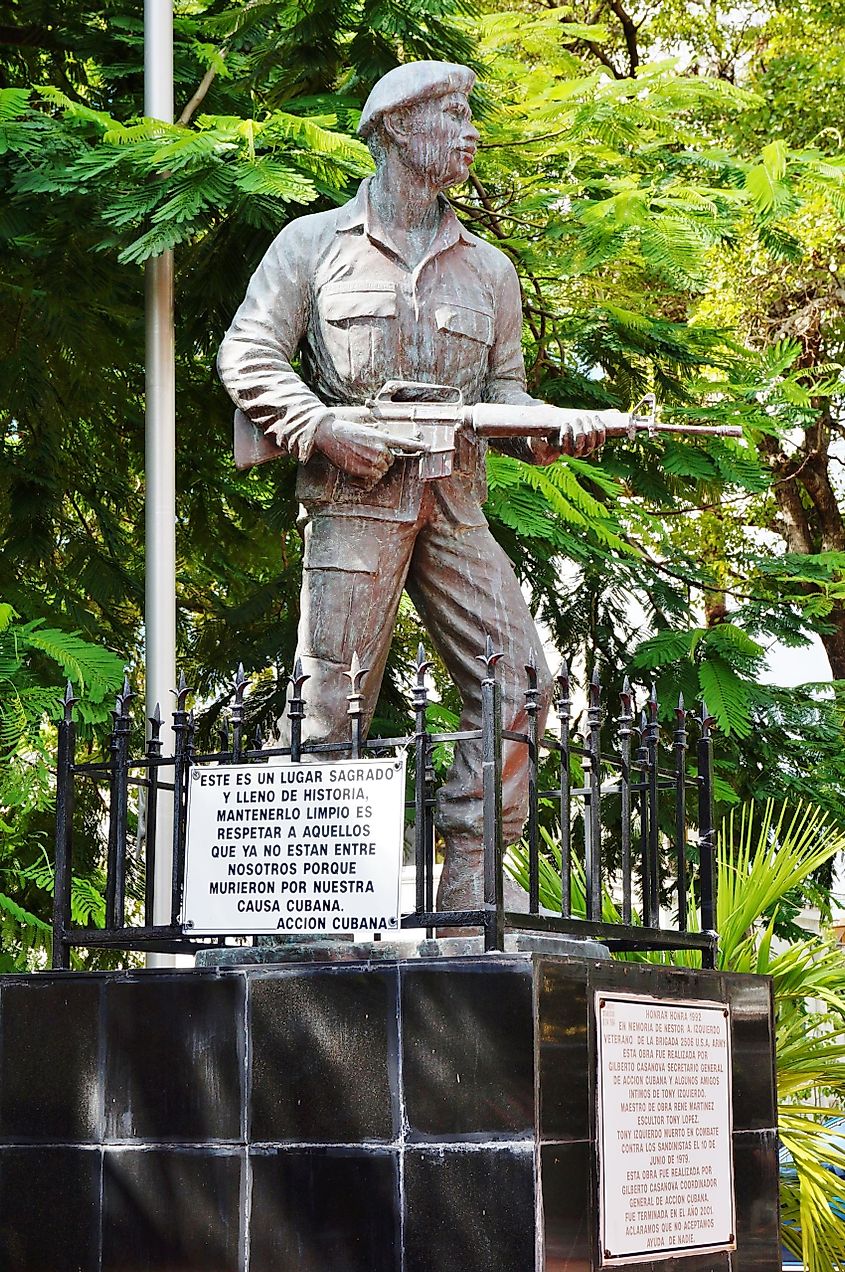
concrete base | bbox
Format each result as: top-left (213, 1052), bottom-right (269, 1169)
top-left (195, 930), bottom-right (611, 967)
top-left (0, 955), bottom-right (779, 1271)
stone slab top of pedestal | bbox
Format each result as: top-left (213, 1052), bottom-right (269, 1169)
top-left (194, 930), bottom-right (611, 968)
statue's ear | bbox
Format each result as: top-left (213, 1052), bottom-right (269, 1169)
top-left (382, 110), bottom-right (410, 146)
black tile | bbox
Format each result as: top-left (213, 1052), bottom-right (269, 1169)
top-left (536, 960), bottom-right (589, 1142)
top-left (541, 1140), bottom-right (593, 1271)
top-left (401, 964), bottom-right (534, 1139)
top-left (590, 960), bottom-right (725, 1006)
top-left (102, 1147), bottom-right (242, 1272)
top-left (0, 1145), bottom-right (101, 1271)
top-left (728, 977), bottom-right (776, 1133)
top-left (104, 973), bottom-right (243, 1141)
top-left (732, 1131), bottom-right (782, 1270)
top-left (250, 967), bottom-right (398, 1143)
top-left (404, 1145), bottom-right (535, 1272)
top-left (0, 978), bottom-right (101, 1141)
top-left (249, 1147), bottom-right (399, 1272)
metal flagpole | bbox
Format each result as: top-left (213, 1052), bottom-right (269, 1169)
top-left (144, 0), bottom-right (177, 948)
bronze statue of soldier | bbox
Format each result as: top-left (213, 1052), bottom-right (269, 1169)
top-left (218, 61), bottom-right (607, 920)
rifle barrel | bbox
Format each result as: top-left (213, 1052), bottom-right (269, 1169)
top-left (623, 423), bottom-right (742, 438)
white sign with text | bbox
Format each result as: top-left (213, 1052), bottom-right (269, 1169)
top-left (182, 757), bottom-right (406, 936)
top-left (597, 992), bottom-right (735, 1263)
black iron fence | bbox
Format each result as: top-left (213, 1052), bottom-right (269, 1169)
top-left (52, 640), bottom-right (718, 968)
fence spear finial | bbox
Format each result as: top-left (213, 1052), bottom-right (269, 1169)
top-left (414, 644), bottom-right (433, 703)
top-left (590, 663), bottom-right (601, 709)
top-left (476, 634), bottom-right (504, 677)
top-left (699, 700), bottom-right (716, 734)
top-left (62, 679), bottom-right (78, 722)
top-left (234, 662), bottom-right (248, 703)
top-left (172, 672), bottom-right (193, 713)
top-left (288, 657), bottom-right (310, 697)
top-left (345, 650), bottom-right (369, 696)
top-left (649, 680), bottom-right (659, 724)
top-left (415, 642), bottom-right (432, 682)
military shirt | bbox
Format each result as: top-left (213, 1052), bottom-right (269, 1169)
top-left (218, 178), bottom-right (535, 521)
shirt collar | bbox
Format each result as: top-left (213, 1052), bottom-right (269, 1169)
top-left (336, 178), bottom-right (475, 261)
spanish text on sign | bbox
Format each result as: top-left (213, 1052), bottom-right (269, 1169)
top-left (182, 758), bottom-right (406, 936)
top-left (597, 993), bottom-right (735, 1263)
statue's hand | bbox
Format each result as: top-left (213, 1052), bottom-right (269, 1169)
top-left (313, 417), bottom-right (397, 486)
top-left (533, 410), bottom-right (622, 463)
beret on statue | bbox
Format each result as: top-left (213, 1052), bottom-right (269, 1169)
top-left (357, 61), bottom-right (476, 138)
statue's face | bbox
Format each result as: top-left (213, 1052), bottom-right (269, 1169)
top-left (388, 91), bottom-right (479, 189)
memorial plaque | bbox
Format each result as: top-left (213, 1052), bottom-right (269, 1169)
top-left (596, 992), bottom-right (735, 1263)
top-left (182, 757), bottom-right (406, 936)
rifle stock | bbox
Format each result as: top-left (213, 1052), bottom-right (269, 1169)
top-left (234, 410), bottom-right (283, 471)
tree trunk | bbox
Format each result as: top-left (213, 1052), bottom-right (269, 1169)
top-left (759, 436), bottom-right (845, 677)
top-left (756, 281), bottom-right (845, 680)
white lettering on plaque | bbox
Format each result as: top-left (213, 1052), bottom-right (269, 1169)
top-left (181, 758), bottom-right (406, 936)
top-left (596, 993), bottom-right (735, 1264)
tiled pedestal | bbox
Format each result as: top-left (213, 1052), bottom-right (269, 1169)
top-left (0, 955), bottom-right (780, 1270)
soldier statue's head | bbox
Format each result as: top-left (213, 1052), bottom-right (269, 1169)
top-left (357, 61), bottom-right (479, 192)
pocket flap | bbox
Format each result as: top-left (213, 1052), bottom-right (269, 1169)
top-left (436, 303), bottom-right (494, 345)
top-left (321, 285), bottom-right (398, 323)
top-left (303, 517), bottom-right (380, 573)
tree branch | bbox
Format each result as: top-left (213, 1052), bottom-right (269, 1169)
top-left (606, 0), bottom-right (641, 75)
top-left (467, 172), bottom-right (546, 350)
top-left (574, 39), bottom-right (625, 78)
top-left (177, 50), bottom-right (227, 127)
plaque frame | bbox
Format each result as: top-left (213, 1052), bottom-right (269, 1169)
top-left (181, 755), bottom-right (406, 937)
top-left (595, 990), bottom-right (736, 1265)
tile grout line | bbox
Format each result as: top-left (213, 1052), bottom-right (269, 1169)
top-left (396, 968), bottom-right (407, 1272)
top-left (98, 979), bottom-right (106, 1272)
top-left (0, 1137), bottom-right (538, 1152)
top-left (533, 964), bottom-right (543, 1272)
top-left (98, 1144), bottom-right (105, 1272)
top-left (242, 972), bottom-right (252, 1272)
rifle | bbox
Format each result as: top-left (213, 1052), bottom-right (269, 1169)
top-left (234, 379), bottom-right (742, 476)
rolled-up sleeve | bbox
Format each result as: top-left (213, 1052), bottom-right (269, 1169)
top-left (217, 224), bottom-right (334, 463)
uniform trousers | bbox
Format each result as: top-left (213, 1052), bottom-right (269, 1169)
top-left (289, 482), bottom-right (553, 908)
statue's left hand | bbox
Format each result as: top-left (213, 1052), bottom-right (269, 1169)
top-left (529, 437), bottom-right (564, 466)
top-left (531, 411), bottom-right (613, 463)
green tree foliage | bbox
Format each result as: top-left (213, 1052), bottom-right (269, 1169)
top-left (556, 0), bottom-right (845, 681)
top-left (0, 601), bottom-right (124, 967)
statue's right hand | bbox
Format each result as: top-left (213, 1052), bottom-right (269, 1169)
top-left (312, 417), bottom-right (396, 486)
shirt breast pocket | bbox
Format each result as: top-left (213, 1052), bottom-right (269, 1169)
top-left (435, 303), bottom-right (495, 346)
top-left (435, 302), bottom-right (495, 394)
top-left (318, 283), bottom-right (398, 387)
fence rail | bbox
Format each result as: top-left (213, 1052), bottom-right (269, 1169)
top-left (51, 641), bottom-right (718, 968)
